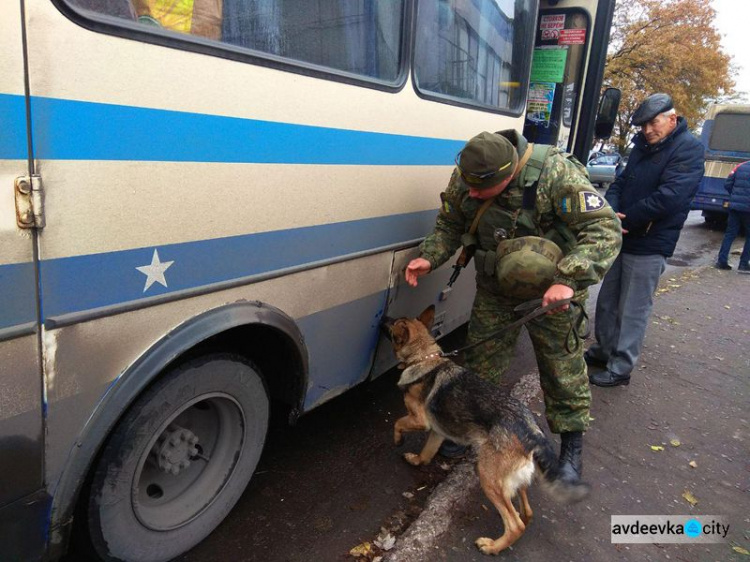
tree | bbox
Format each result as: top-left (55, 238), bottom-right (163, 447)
top-left (603, 0), bottom-right (735, 153)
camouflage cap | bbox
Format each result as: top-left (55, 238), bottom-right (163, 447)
top-left (456, 132), bottom-right (518, 190)
top-left (631, 93), bottom-right (674, 126)
top-left (495, 236), bottom-right (563, 300)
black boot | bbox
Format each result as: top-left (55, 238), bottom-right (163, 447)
top-left (559, 432), bottom-right (583, 483)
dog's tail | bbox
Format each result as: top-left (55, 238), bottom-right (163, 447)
top-left (528, 432), bottom-right (590, 503)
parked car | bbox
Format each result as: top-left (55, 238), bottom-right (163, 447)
top-left (587, 153), bottom-right (622, 188)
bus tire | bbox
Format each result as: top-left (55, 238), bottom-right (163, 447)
top-left (703, 211), bottom-right (727, 230)
top-left (85, 353), bottom-right (269, 562)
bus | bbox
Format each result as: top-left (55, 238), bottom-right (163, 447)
top-left (691, 104), bottom-right (750, 226)
top-left (0, 0), bottom-right (617, 560)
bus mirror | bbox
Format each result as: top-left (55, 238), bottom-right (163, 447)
top-left (594, 87), bottom-right (621, 140)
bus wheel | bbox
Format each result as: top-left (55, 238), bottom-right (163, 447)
top-left (86, 354), bottom-right (269, 562)
top-left (704, 211), bottom-right (727, 230)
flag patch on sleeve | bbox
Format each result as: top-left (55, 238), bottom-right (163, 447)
top-left (579, 192), bottom-right (604, 212)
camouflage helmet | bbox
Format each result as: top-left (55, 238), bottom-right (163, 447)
top-left (495, 236), bottom-right (563, 299)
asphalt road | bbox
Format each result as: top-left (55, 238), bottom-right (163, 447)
top-left (176, 211), bottom-right (726, 562)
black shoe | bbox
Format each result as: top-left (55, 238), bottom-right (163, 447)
top-left (590, 369), bottom-right (630, 387)
top-left (584, 351), bottom-right (607, 369)
top-left (715, 261), bottom-right (732, 270)
top-left (438, 440), bottom-right (467, 459)
top-left (559, 432), bottom-right (583, 483)
top-left (738, 264), bottom-right (750, 274)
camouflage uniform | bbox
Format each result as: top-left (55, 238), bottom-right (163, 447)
top-left (419, 132), bottom-right (622, 434)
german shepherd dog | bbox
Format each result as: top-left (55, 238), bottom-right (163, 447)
top-left (382, 306), bottom-right (589, 555)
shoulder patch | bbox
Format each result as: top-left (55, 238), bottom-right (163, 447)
top-left (579, 192), bottom-right (605, 213)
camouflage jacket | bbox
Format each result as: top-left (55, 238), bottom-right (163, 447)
top-left (420, 142), bottom-right (622, 297)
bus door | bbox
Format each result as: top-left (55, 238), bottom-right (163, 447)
top-left (0, 1), bottom-right (46, 558)
top-left (524, 0), bottom-right (614, 158)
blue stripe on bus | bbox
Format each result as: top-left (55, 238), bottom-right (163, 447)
top-left (0, 94), bottom-right (466, 164)
top-left (0, 262), bottom-right (38, 328)
top-left (24, 209), bottom-right (436, 326)
top-left (0, 94), bottom-right (29, 160)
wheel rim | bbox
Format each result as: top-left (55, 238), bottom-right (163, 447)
top-left (132, 392), bottom-right (246, 531)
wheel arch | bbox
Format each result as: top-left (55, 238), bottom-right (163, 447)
top-left (47, 300), bottom-right (308, 558)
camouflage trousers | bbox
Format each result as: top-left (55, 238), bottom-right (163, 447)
top-left (464, 288), bottom-right (591, 434)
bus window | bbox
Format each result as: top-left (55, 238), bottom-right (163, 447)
top-left (710, 112), bottom-right (750, 154)
top-left (221, 1), bottom-right (404, 80)
top-left (413, 0), bottom-right (536, 114)
top-left (65, 0), bottom-right (406, 83)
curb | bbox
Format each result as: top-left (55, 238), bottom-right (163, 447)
top-left (383, 371), bottom-right (543, 561)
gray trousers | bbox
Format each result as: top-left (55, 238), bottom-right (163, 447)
top-left (588, 252), bottom-right (667, 377)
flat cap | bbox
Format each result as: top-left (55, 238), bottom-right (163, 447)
top-left (456, 132), bottom-right (518, 189)
top-left (631, 93), bottom-right (674, 126)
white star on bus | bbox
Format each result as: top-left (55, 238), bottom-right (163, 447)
top-left (136, 249), bottom-right (174, 292)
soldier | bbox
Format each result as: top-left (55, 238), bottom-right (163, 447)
top-left (405, 130), bottom-right (621, 483)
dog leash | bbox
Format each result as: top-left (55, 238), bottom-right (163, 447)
top-left (439, 297), bottom-right (589, 358)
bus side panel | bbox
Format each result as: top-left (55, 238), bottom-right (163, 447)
top-left (42, 253), bottom-right (393, 502)
top-left (0, 490), bottom-right (50, 562)
top-left (0, 1), bottom-right (45, 547)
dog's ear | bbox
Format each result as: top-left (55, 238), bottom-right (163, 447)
top-left (417, 305), bottom-right (435, 330)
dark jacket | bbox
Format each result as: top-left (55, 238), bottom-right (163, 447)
top-left (724, 160), bottom-right (750, 213)
top-left (605, 117), bottom-right (704, 257)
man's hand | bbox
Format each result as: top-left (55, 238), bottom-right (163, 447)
top-left (616, 212), bottom-right (628, 234)
top-left (542, 283), bottom-right (574, 314)
top-left (405, 258), bottom-right (432, 287)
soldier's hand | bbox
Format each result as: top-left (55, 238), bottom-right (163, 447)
top-left (405, 258), bottom-right (432, 287)
top-left (542, 284), bottom-right (574, 314)
top-left (616, 212), bottom-right (628, 234)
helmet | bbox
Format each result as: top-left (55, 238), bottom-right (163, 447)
top-left (495, 236), bottom-right (563, 299)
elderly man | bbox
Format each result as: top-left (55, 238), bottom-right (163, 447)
top-left (405, 130), bottom-right (621, 483)
top-left (586, 93), bottom-right (705, 387)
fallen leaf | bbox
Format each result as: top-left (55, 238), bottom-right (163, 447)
top-left (650, 445), bottom-right (665, 452)
top-left (689, 460), bottom-right (698, 468)
top-left (682, 490), bottom-right (698, 506)
top-left (374, 532), bottom-right (396, 551)
top-left (733, 546), bottom-right (750, 555)
top-left (349, 542), bottom-right (372, 557)
top-left (724, 305), bottom-right (731, 309)
top-left (670, 439), bottom-right (681, 447)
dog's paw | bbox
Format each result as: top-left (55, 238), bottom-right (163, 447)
top-left (475, 537), bottom-right (500, 555)
top-left (403, 452), bottom-right (422, 466)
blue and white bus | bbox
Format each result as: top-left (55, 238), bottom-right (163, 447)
top-left (1, 0), bottom-right (617, 559)
top-left (691, 104), bottom-right (750, 226)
